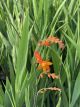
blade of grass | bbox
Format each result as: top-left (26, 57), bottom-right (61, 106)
top-left (50, 0), bottom-right (67, 34)
top-left (32, 0), bottom-right (38, 21)
top-left (0, 85), bottom-right (4, 105)
top-left (70, 72), bottom-right (80, 107)
top-left (15, 8), bottom-right (30, 106)
top-left (25, 86), bottom-right (30, 107)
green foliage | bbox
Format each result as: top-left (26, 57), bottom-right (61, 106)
top-left (0, 0), bottom-right (80, 107)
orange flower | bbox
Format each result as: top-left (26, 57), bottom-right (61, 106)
top-left (34, 51), bottom-right (43, 63)
top-left (34, 51), bottom-right (52, 72)
top-left (39, 72), bottom-right (59, 79)
top-left (47, 36), bottom-right (60, 43)
top-left (37, 60), bottom-right (52, 72)
top-left (48, 73), bottom-right (60, 79)
top-left (38, 36), bottom-right (64, 49)
top-left (38, 40), bottom-right (50, 46)
top-left (58, 41), bottom-right (64, 49)
top-left (47, 36), bottom-right (64, 49)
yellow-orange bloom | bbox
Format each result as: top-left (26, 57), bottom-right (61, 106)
top-left (34, 51), bottom-right (52, 72)
top-left (37, 60), bottom-right (52, 72)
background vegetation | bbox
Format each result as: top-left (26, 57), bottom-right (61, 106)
top-left (0, 0), bottom-right (80, 107)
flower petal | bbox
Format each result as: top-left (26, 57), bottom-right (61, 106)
top-left (34, 51), bottom-right (43, 63)
top-left (38, 40), bottom-right (50, 46)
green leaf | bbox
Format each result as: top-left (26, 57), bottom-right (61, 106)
top-left (56, 95), bottom-right (61, 107)
top-left (32, 0), bottom-right (38, 21)
top-left (15, 8), bottom-right (30, 106)
top-left (0, 85), bottom-right (4, 105)
top-left (6, 21), bottom-right (16, 46)
top-left (76, 40), bottom-right (80, 59)
top-left (50, 47), bottom-right (61, 74)
top-left (63, 31), bottom-right (80, 60)
top-left (0, 104), bottom-right (3, 107)
top-left (50, 0), bottom-right (67, 34)
top-left (8, 56), bottom-right (15, 90)
top-left (0, 32), bottom-right (11, 49)
top-left (4, 78), bottom-right (14, 107)
top-left (68, 0), bottom-right (75, 14)
top-left (25, 86), bottom-right (30, 107)
top-left (70, 72), bottom-right (80, 107)
top-left (38, 0), bottom-right (43, 19)
top-left (15, 8), bottom-right (29, 81)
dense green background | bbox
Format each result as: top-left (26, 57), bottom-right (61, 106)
top-left (0, 0), bottom-right (80, 107)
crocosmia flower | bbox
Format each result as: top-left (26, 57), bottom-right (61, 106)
top-left (47, 36), bottom-right (64, 49)
top-left (37, 60), bottom-right (52, 72)
top-left (34, 51), bottom-right (52, 72)
top-left (38, 36), bottom-right (64, 50)
top-left (38, 40), bottom-right (50, 46)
